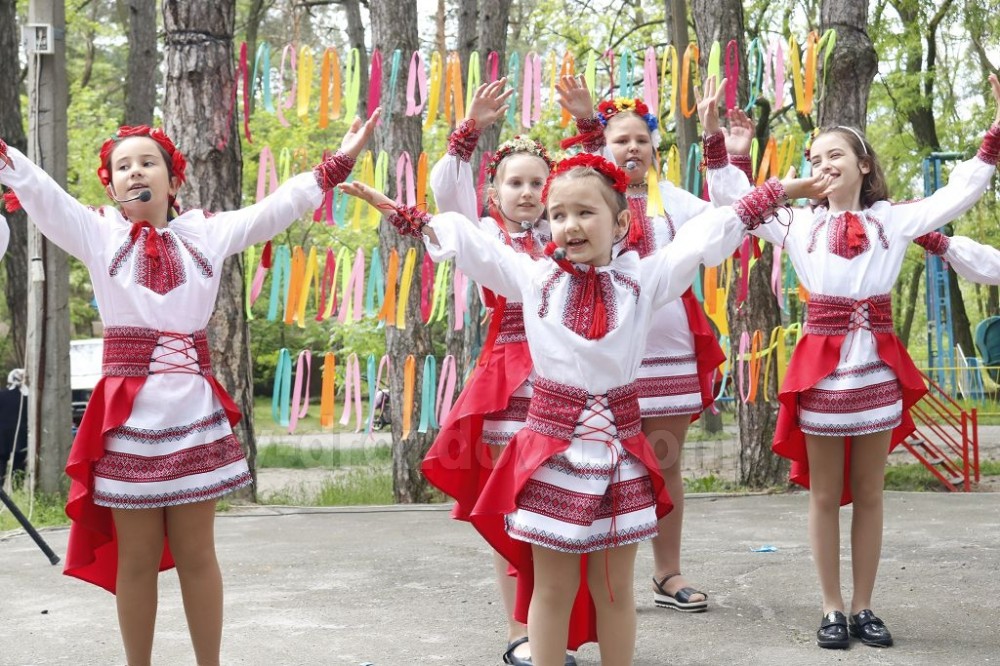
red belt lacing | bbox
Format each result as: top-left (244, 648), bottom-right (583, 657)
top-left (495, 303), bottom-right (527, 344)
top-left (804, 293), bottom-right (893, 336)
top-left (527, 377), bottom-right (642, 601)
top-left (102, 326), bottom-right (213, 377)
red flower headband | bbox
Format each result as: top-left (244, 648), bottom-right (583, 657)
top-left (596, 97), bottom-right (659, 132)
top-left (541, 153), bottom-right (629, 203)
top-left (97, 125), bottom-right (188, 187)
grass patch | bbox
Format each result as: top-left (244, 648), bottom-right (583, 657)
top-left (258, 466), bottom-right (393, 506)
top-left (884, 460), bottom-right (1000, 491)
top-left (253, 395), bottom-right (374, 435)
top-left (0, 487), bottom-right (70, 531)
top-left (683, 474), bottom-right (741, 493)
top-left (256, 443), bottom-right (391, 469)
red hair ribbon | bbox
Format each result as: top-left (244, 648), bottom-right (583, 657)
top-left (98, 126), bottom-right (187, 186)
top-left (542, 152), bottom-right (629, 203)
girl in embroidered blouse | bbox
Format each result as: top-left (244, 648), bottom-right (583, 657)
top-left (702, 73), bottom-right (1000, 649)
top-left (555, 74), bottom-right (726, 613)
top-left (421, 80), bottom-right (563, 666)
top-left (341, 153), bottom-right (825, 665)
top-left (0, 111), bottom-right (378, 666)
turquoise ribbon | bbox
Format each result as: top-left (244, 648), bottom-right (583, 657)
top-left (365, 353), bottom-right (378, 434)
top-left (266, 244), bottom-right (291, 321)
top-left (506, 52), bottom-right (520, 128)
top-left (271, 347), bottom-right (292, 426)
top-left (685, 143), bottom-right (703, 195)
top-left (366, 247), bottom-right (385, 318)
top-left (618, 48), bottom-right (633, 98)
top-left (418, 355), bottom-right (438, 433)
top-left (252, 42), bottom-right (274, 112)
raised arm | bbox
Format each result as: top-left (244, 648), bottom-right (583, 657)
top-left (557, 75), bottom-right (605, 153)
top-left (207, 110), bottom-right (379, 256)
top-left (0, 140), bottom-right (104, 261)
top-left (917, 231), bottom-right (1000, 286)
top-left (0, 213), bottom-right (8, 260)
top-left (340, 181), bottom-right (536, 301)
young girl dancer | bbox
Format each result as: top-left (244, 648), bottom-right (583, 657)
top-left (419, 80), bottom-right (562, 666)
top-left (703, 73), bottom-right (1000, 648)
top-left (556, 75), bottom-right (724, 611)
top-left (343, 154), bottom-right (822, 665)
top-left (0, 113), bottom-right (378, 666)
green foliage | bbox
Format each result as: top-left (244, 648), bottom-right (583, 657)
top-left (256, 443), bottom-right (391, 469)
top-left (0, 488), bottom-right (69, 531)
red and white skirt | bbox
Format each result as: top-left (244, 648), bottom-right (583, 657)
top-left (639, 289), bottom-right (725, 419)
top-left (64, 326), bottom-right (246, 592)
top-left (773, 294), bottom-right (927, 505)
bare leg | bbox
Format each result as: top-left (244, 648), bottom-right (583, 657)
top-left (166, 500), bottom-right (222, 666)
top-left (527, 545), bottom-right (580, 666)
top-left (645, 414), bottom-right (705, 603)
top-left (848, 431), bottom-right (892, 614)
top-left (112, 507), bottom-right (166, 666)
top-left (804, 435), bottom-right (846, 614)
top-left (587, 543), bottom-right (640, 666)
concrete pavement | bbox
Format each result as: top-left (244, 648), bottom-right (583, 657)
top-left (2, 491), bottom-right (999, 665)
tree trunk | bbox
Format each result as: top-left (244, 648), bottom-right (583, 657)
top-left (456, 0), bottom-right (478, 82)
top-left (163, 0), bottom-right (257, 499)
top-left (818, 0), bottom-right (877, 129)
top-left (665, 0), bottom-right (697, 180)
top-left (948, 265), bottom-right (976, 355)
top-left (0, 0), bottom-right (29, 364)
top-left (372, 0), bottom-right (436, 503)
top-left (691, 0), bottom-right (786, 486)
top-left (341, 0), bottom-right (368, 118)
top-left (898, 261), bottom-right (924, 347)
top-left (125, 0), bottom-right (158, 125)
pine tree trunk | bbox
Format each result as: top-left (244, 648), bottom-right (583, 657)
top-left (0, 0), bottom-right (28, 364)
top-left (665, 0), bottom-right (697, 179)
top-left (163, 0), bottom-right (257, 498)
top-left (818, 0), bottom-right (877, 129)
top-left (125, 0), bottom-right (158, 126)
top-left (372, 0), bottom-right (436, 503)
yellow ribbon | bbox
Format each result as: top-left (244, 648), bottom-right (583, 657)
top-left (396, 247), bottom-right (418, 328)
top-left (660, 45), bottom-right (678, 122)
top-left (319, 47), bottom-right (342, 127)
top-left (424, 51), bottom-right (443, 130)
top-left (344, 47), bottom-right (361, 119)
top-left (296, 46), bottom-right (314, 123)
top-left (646, 166), bottom-right (665, 217)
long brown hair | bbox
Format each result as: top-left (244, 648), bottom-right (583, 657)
top-left (812, 126), bottom-right (890, 208)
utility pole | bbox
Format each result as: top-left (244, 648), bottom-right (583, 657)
top-left (25, 0), bottom-right (72, 495)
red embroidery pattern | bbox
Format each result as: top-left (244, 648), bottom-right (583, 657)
top-left (94, 434), bottom-right (245, 483)
top-left (636, 374), bottom-right (701, 399)
top-left (132, 228), bottom-right (187, 294)
top-left (808, 210), bottom-right (890, 257)
top-left (108, 235), bottom-right (137, 277)
top-left (977, 125), bottom-right (1000, 165)
top-left (805, 294), bottom-right (893, 336)
top-left (484, 395), bottom-right (531, 424)
top-left (506, 520), bottom-right (658, 554)
top-left (624, 195), bottom-right (656, 257)
top-left (103, 326), bottom-right (212, 377)
top-left (537, 268), bottom-right (567, 319)
top-left (446, 119), bottom-right (481, 162)
top-left (800, 380), bottom-right (902, 414)
top-left (798, 414), bottom-right (902, 438)
top-left (93, 470), bottom-right (252, 509)
top-left (730, 154), bottom-right (754, 181)
top-left (562, 270), bottom-right (619, 338)
top-left (313, 151), bottom-right (356, 191)
top-left (640, 354), bottom-right (698, 367)
top-left (495, 302), bottom-right (527, 344)
top-left (177, 235), bottom-right (214, 277)
top-left (825, 361), bottom-right (893, 380)
top-left (610, 271), bottom-right (641, 303)
top-left (516, 475), bottom-right (655, 526)
top-left (107, 409), bottom-right (228, 443)
top-left (702, 131), bottom-right (728, 169)
top-left (525, 378), bottom-right (641, 440)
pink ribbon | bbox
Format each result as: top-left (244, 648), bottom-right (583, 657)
top-left (405, 51), bottom-right (427, 116)
top-left (605, 48), bottom-right (615, 92)
top-left (521, 52), bottom-right (542, 128)
top-left (724, 40), bottom-right (740, 111)
top-left (436, 354), bottom-right (458, 423)
top-left (737, 331), bottom-right (751, 404)
top-left (396, 151), bottom-right (416, 207)
top-left (340, 353), bottom-right (364, 432)
top-left (338, 248), bottom-right (365, 323)
top-left (771, 37), bottom-right (785, 108)
top-left (643, 46), bottom-right (658, 116)
top-left (315, 248), bottom-right (337, 321)
top-left (486, 51), bottom-right (500, 82)
top-left (368, 48), bottom-right (382, 118)
top-left (475, 151), bottom-right (491, 215)
top-left (289, 350), bottom-right (312, 433)
top-left (771, 245), bottom-right (784, 311)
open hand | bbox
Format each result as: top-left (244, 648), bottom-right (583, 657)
top-left (338, 181), bottom-right (395, 211)
top-left (467, 78), bottom-right (514, 129)
top-left (781, 167), bottom-right (834, 201)
top-left (339, 107), bottom-right (382, 159)
top-left (695, 76), bottom-right (726, 136)
top-left (555, 74), bottom-right (595, 120)
top-left (724, 108), bottom-right (754, 156)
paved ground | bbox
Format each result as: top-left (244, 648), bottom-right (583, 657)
top-left (2, 491), bottom-right (999, 666)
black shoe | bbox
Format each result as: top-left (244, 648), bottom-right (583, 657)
top-left (503, 637), bottom-right (531, 666)
top-left (850, 609), bottom-right (894, 647)
top-left (816, 610), bottom-right (850, 649)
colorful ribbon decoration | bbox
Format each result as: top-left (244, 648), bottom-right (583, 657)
top-left (417, 355), bottom-right (438, 433)
top-left (272, 348), bottom-right (292, 427)
top-left (402, 354), bottom-right (416, 438)
top-left (319, 47), bottom-right (342, 127)
top-left (297, 46), bottom-right (314, 123)
top-left (436, 354), bottom-right (458, 423)
top-left (344, 47), bottom-right (361, 119)
top-left (368, 48), bottom-right (383, 118)
top-left (406, 50), bottom-right (428, 116)
top-left (340, 352), bottom-right (363, 431)
top-left (320, 352), bottom-right (336, 428)
top-left (288, 350), bottom-right (312, 433)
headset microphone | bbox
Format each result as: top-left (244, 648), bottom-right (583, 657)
top-left (112, 189), bottom-right (152, 203)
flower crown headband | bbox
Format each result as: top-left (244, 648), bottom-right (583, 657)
top-left (486, 136), bottom-right (555, 182)
top-left (597, 97), bottom-right (659, 134)
top-left (541, 152), bottom-right (629, 203)
top-left (97, 125), bottom-right (188, 187)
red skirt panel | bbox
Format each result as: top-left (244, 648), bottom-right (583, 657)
top-left (64, 374), bottom-right (241, 593)
top-left (772, 332), bottom-right (927, 505)
top-left (680, 288), bottom-right (726, 419)
top-left (420, 338), bottom-right (534, 521)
